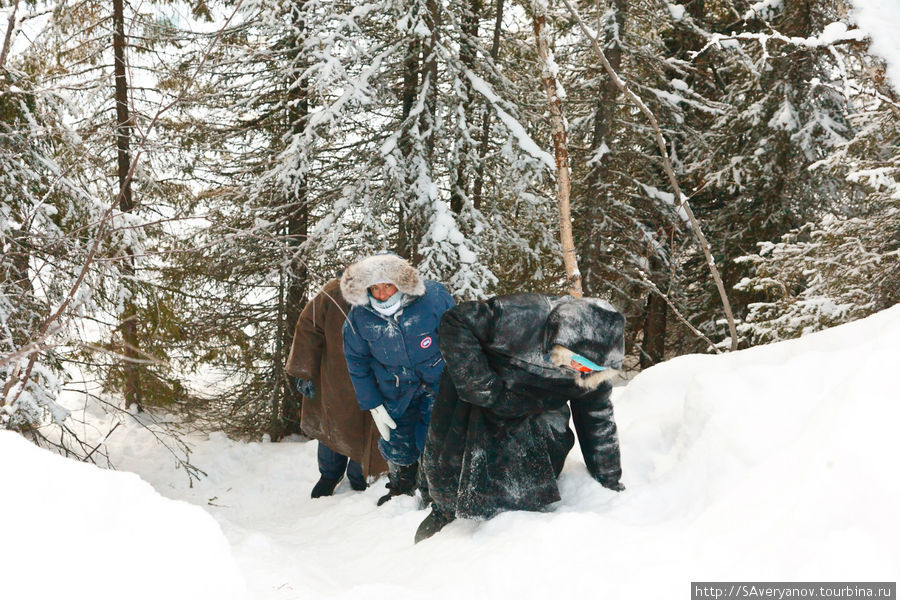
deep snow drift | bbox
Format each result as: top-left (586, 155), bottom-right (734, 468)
top-left (1, 430), bottom-right (247, 600)
top-left (5, 305), bottom-right (899, 599)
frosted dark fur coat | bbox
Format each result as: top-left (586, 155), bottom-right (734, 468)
top-left (422, 293), bottom-right (625, 519)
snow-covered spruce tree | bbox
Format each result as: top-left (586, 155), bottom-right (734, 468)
top-left (0, 69), bottom-right (76, 435)
top-left (160, 0), bottom-right (572, 437)
top-left (447, 0), bottom-right (564, 296)
top-left (2, 1), bottom-right (208, 462)
top-left (7, 0), bottom-right (207, 410)
top-left (156, 0), bottom-right (403, 436)
top-left (734, 33), bottom-right (900, 343)
top-left (666, 0), bottom-right (859, 350)
top-left (529, 0), bottom-right (888, 363)
top-left (0, 44), bottom-right (125, 456)
top-left (312, 0), bottom-right (553, 297)
top-left (150, 0), bottom-right (322, 437)
top-left (558, 0), bottom-right (863, 359)
top-left (531, 0), bottom-right (714, 366)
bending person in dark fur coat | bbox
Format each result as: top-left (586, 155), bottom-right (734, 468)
top-left (341, 253), bottom-right (455, 506)
top-left (416, 293), bottom-right (626, 543)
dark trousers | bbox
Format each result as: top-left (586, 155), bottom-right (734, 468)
top-left (378, 391), bottom-right (434, 467)
top-left (317, 442), bottom-right (365, 487)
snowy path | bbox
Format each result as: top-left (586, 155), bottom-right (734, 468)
top-left (6, 305), bottom-right (900, 600)
top-left (126, 305), bottom-right (900, 598)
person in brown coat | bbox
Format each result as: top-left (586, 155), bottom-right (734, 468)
top-left (285, 278), bottom-right (387, 497)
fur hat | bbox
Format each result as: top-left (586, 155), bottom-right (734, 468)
top-left (340, 253), bottom-right (425, 306)
top-left (543, 298), bottom-right (625, 389)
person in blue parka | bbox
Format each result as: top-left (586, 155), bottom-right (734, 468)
top-left (340, 253), bottom-right (455, 506)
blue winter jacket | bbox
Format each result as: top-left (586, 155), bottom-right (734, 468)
top-left (342, 280), bottom-right (456, 418)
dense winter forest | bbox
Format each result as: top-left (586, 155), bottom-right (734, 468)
top-left (2, 0), bottom-right (898, 452)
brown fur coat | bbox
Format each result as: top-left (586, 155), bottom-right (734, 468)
top-left (285, 279), bottom-right (387, 478)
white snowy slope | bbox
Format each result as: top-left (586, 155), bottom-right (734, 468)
top-left (0, 431), bottom-right (248, 600)
top-left (33, 303), bottom-right (891, 600)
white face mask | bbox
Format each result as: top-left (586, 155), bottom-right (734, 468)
top-left (369, 291), bottom-right (404, 316)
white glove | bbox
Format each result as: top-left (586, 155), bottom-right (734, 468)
top-left (370, 405), bottom-right (397, 442)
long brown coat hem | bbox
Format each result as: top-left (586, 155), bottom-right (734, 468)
top-left (285, 278), bottom-right (387, 479)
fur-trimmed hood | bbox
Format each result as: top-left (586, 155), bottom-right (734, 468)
top-left (543, 297), bottom-right (625, 368)
top-left (542, 297), bottom-right (625, 390)
top-left (340, 254), bottom-right (426, 306)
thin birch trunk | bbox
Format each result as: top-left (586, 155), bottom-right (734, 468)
top-left (532, 1), bottom-right (582, 298)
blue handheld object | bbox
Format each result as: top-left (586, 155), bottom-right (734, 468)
top-left (570, 353), bottom-right (606, 372)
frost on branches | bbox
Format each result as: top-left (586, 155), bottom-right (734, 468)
top-left (1, 74), bottom-right (74, 434)
top-left (736, 212), bottom-right (899, 344)
top-left (733, 15), bottom-right (900, 346)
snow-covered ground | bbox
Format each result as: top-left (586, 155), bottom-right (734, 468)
top-left (1, 430), bottom-right (247, 600)
top-left (5, 304), bottom-right (899, 599)
top-left (4, 3), bottom-right (899, 598)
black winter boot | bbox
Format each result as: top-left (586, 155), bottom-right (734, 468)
top-left (414, 506), bottom-right (455, 543)
top-left (311, 475), bottom-right (342, 498)
top-left (600, 479), bottom-right (625, 492)
top-left (349, 479), bottom-right (368, 491)
top-left (376, 461), bottom-right (418, 506)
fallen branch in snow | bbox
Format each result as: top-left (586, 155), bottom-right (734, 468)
top-left (73, 388), bottom-right (207, 485)
top-left (561, 0), bottom-right (739, 350)
top-left (82, 422), bottom-right (121, 463)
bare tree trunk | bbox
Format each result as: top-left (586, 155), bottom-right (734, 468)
top-left (279, 213), bottom-right (308, 437)
top-left (113, 0), bottom-right (142, 410)
top-left (532, 2), bottom-right (582, 297)
top-left (271, 0), bottom-right (310, 439)
top-left (279, 169), bottom-right (308, 435)
top-left (472, 0), bottom-right (505, 211)
top-left (0, 0), bottom-right (20, 71)
top-left (396, 36), bottom-right (420, 260)
top-left (423, 0), bottom-right (440, 161)
top-left (580, 0), bottom-right (626, 297)
top-left (271, 271), bottom-right (287, 437)
top-left (640, 250), bottom-right (668, 367)
top-left (451, 0), bottom-right (481, 215)
top-left (562, 0), bottom-right (738, 350)
top-left (640, 292), bottom-right (667, 367)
